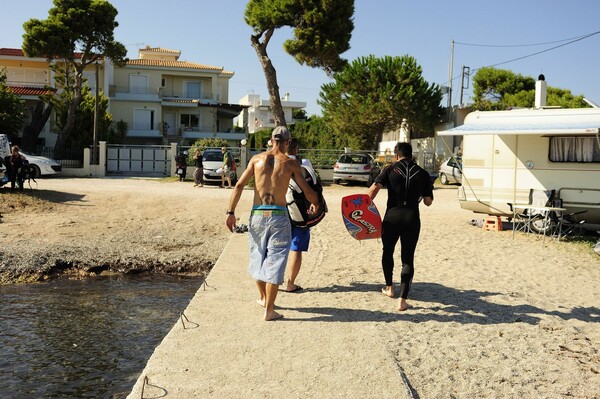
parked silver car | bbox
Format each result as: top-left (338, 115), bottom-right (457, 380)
top-left (202, 149), bottom-right (237, 185)
top-left (439, 156), bottom-right (462, 185)
top-left (333, 153), bottom-right (381, 186)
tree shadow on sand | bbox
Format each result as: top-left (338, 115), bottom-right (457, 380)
top-left (285, 282), bottom-right (600, 325)
top-left (2, 188), bottom-right (87, 205)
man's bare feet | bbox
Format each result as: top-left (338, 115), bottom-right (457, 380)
top-left (398, 298), bottom-right (411, 311)
top-left (256, 298), bottom-right (266, 307)
top-left (264, 310), bottom-right (283, 321)
top-left (381, 286), bottom-right (394, 298)
top-left (286, 284), bottom-right (303, 293)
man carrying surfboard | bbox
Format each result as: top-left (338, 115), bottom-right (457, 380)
top-left (225, 126), bottom-right (319, 321)
top-left (367, 142), bottom-right (433, 311)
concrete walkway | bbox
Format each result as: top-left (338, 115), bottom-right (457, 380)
top-left (127, 212), bottom-right (414, 399)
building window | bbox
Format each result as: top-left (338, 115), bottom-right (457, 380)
top-left (6, 68), bottom-right (48, 85)
top-left (180, 113), bottom-right (199, 131)
top-left (130, 74), bottom-right (148, 95)
top-left (185, 81), bottom-right (201, 98)
top-left (134, 109), bottom-right (155, 130)
top-left (82, 72), bottom-right (97, 91)
top-left (549, 136), bottom-right (600, 162)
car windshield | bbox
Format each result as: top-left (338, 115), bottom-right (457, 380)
top-left (448, 157), bottom-right (462, 167)
top-left (338, 154), bottom-right (368, 164)
top-left (203, 151), bottom-right (223, 162)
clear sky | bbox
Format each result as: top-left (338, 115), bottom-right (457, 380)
top-left (2, 0), bottom-right (600, 116)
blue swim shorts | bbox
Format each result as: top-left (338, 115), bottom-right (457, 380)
top-left (290, 226), bottom-right (310, 252)
top-left (248, 205), bottom-right (292, 285)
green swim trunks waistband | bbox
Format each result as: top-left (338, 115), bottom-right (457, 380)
top-left (253, 205), bottom-right (286, 210)
top-left (251, 209), bottom-right (286, 216)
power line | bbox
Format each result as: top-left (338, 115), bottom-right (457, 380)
top-left (446, 29), bottom-right (600, 86)
top-left (454, 31), bottom-right (599, 48)
top-left (471, 30), bottom-right (600, 73)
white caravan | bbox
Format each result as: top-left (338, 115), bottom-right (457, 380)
top-left (439, 105), bottom-right (600, 230)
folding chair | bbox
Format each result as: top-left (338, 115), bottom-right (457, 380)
top-left (509, 204), bottom-right (531, 234)
top-left (551, 198), bottom-right (587, 241)
top-left (509, 189), bottom-right (555, 235)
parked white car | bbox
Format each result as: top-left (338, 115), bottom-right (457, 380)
top-left (20, 151), bottom-right (62, 176)
top-left (0, 135), bottom-right (61, 177)
top-left (438, 156), bottom-right (462, 185)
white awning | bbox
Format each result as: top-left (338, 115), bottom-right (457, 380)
top-left (439, 108), bottom-right (600, 136)
top-left (438, 123), bottom-right (600, 136)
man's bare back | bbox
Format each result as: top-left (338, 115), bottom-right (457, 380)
top-left (226, 141), bottom-right (318, 233)
top-left (251, 150), bottom-right (301, 207)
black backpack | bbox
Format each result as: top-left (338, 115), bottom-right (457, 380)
top-left (286, 165), bottom-right (328, 228)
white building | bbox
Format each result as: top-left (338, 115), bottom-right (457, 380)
top-left (0, 46), bottom-right (246, 149)
top-left (237, 93), bottom-right (306, 134)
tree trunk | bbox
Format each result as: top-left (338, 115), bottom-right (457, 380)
top-left (54, 67), bottom-right (84, 159)
top-left (22, 101), bottom-right (52, 153)
top-left (250, 29), bottom-right (286, 127)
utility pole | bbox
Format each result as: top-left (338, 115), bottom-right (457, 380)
top-left (447, 40), bottom-right (454, 121)
top-left (459, 65), bottom-right (470, 106)
top-left (448, 40), bottom-right (454, 108)
top-left (93, 60), bottom-right (99, 165)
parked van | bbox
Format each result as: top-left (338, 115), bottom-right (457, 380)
top-left (0, 134), bottom-right (9, 184)
top-left (0, 134), bottom-right (10, 158)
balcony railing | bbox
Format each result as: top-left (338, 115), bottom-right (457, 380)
top-left (159, 88), bottom-right (215, 101)
top-left (7, 79), bottom-right (50, 87)
top-left (109, 85), bottom-right (156, 96)
top-left (131, 122), bottom-right (159, 131)
top-left (108, 85), bottom-right (215, 101)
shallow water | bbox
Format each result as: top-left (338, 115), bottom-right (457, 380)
top-left (0, 274), bottom-right (203, 398)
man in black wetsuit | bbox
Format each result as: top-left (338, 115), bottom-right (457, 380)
top-left (367, 142), bottom-right (433, 311)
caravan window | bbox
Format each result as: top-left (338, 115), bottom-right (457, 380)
top-left (549, 137), bottom-right (600, 162)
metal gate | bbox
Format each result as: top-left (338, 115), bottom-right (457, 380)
top-left (106, 145), bottom-right (172, 176)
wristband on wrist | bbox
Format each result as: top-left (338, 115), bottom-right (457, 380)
top-left (226, 210), bottom-right (235, 215)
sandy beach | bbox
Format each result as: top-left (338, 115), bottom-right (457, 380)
top-left (258, 183), bottom-right (600, 398)
top-left (2, 178), bottom-right (599, 397)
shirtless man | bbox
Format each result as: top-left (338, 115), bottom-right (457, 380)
top-left (225, 126), bottom-right (319, 321)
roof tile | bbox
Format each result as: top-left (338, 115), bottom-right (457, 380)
top-left (127, 59), bottom-right (233, 75)
top-left (8, 86), bottom-right (56, 96)
top-left (141, 47), bottom-right (181, 54)
top-left (1, 47), bottom-right (84, 59)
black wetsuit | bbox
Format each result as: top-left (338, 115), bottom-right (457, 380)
top-left (374, 159), bottom-right (433, 299)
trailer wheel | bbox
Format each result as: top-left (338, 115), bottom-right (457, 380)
top-left (530, 218), bottom-right (556, 235)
